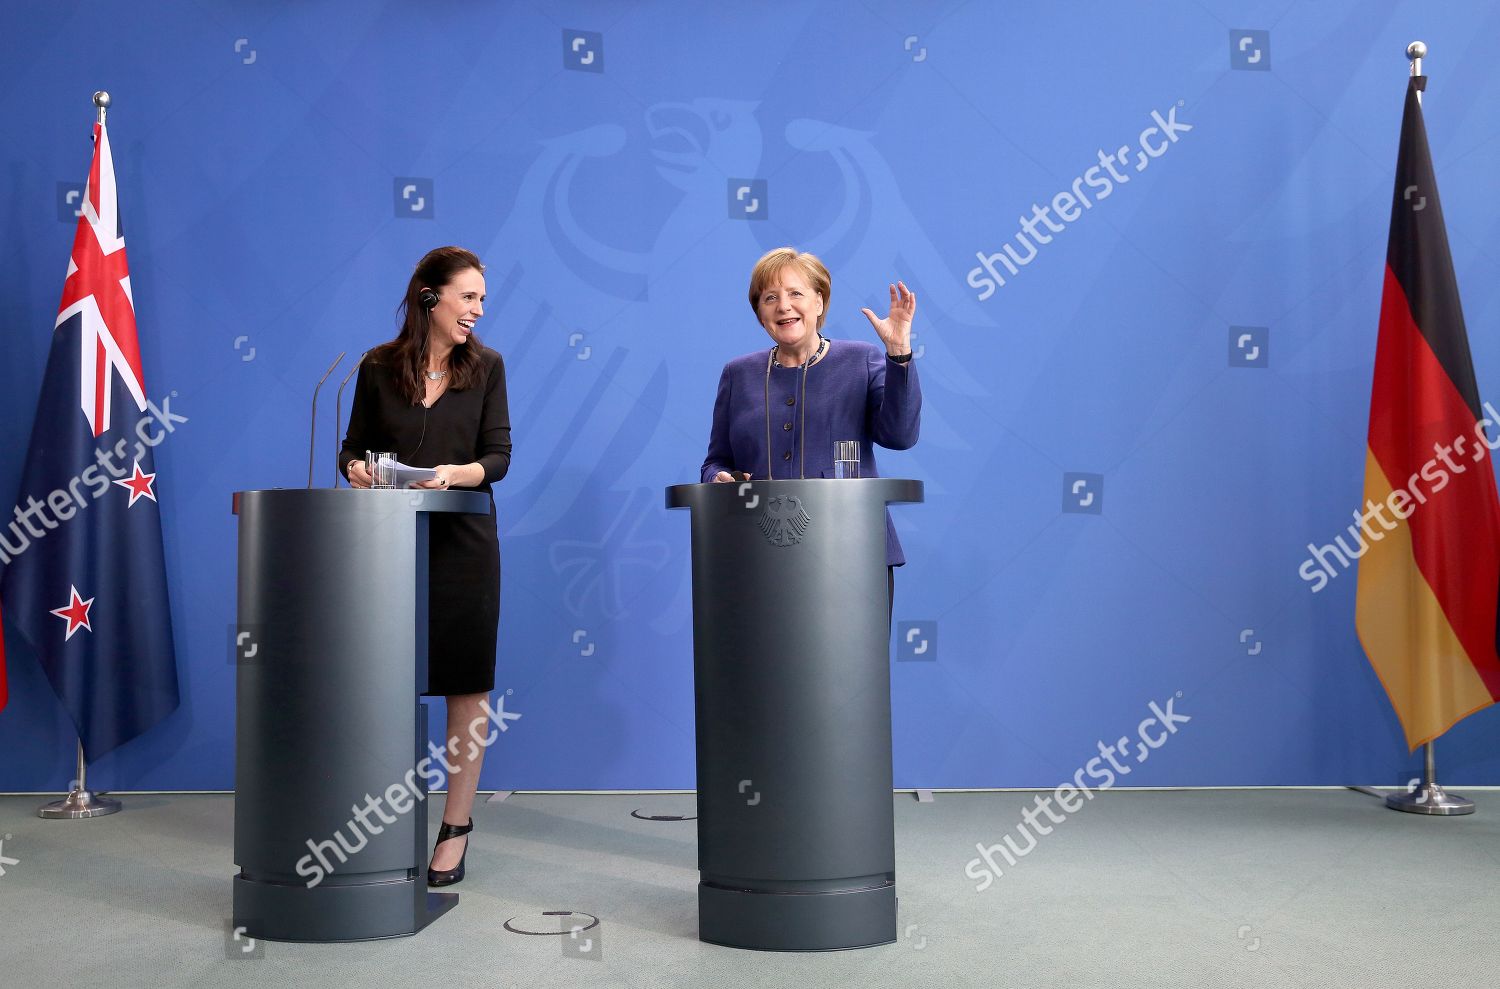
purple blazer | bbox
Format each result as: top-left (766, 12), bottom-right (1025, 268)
top-left (700, 338), bottom-right (922, 565)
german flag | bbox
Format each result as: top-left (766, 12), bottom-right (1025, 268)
top-left (1356, 76), bottom-right (1500, 749)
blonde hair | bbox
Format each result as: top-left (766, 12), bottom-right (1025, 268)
top-left (748, 247), bottom-right (831, 330)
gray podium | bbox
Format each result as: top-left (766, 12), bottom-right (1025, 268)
top-left (231, 487), bottom-right (489, 942)
top-left (666, 478), bottom-right (923, 951)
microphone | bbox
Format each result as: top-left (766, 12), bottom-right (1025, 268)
top-left (307, 352), bottom-right (345, 489)
top-left (333, 351), bottom-right (368, 487)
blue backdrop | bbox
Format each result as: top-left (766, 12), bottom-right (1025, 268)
top-left (3, 1), bottom-right (1499, 791)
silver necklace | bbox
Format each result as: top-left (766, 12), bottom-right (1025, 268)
top-left (770, 335), bottom-right (827, 369)
top-left (425, 369), bottom-right (447, 381)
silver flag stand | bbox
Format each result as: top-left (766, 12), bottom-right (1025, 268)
top-left (1386, 739), bottom-right (1474, 816)
top-left (38, 740), bottom-right (122, 819)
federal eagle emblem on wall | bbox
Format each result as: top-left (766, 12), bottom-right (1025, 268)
top-left (759, 495), bottom-right (811, 547)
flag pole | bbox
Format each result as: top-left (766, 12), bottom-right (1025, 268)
top-left (37, 90), bottom-right (125, 821)
top-left (1407, 40), bottom-right (1426, 105)
top-left (1380, 45), bottom-right (1475, 819)
top-left (1387, 738), bottom-right (1474, 816)
top-left (1407, 40), bottom-right (1425, 78)
top-left (38, 739), bottom-right (122, 818)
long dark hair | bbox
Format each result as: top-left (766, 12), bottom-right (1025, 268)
top-left (370, 246), bottom-right (487, 405)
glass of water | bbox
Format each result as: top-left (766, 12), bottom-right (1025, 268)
top-left (834, 440), bottom-right (860, 479)
top-left (366, 450), bottom-right (397, 489)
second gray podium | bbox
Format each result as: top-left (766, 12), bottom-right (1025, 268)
top-left (667, 478), bottom-right (923, 951)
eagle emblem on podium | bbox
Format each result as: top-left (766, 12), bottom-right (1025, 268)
top-left (759, 495), bottom-right (811, 547)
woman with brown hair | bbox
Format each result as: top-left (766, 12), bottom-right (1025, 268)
top-left (339, 245), bottom-right (512, 887)
top-left (702, 247), bottom-right (921, 595)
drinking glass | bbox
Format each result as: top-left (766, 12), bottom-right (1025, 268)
top-left (834, 440), bottom-right (860, 479)
top-left (366, 451), bottom-right (397, 489)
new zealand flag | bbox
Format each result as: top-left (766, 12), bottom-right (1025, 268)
top-left (0, 120), bottom-right (179, 760)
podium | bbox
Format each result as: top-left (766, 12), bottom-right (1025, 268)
top-left (231, 487), bottom-right (490, 942)
top-left (666, 478), bottom-right (923, 951)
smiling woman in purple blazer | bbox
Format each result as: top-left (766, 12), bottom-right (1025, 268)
top-left (701, 247), bottom-right (922, 594)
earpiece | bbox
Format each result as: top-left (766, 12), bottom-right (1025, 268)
top-left (419, 288), bottom-right (439, 310)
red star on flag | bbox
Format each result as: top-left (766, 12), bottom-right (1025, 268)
top-left (50, 585), bottom-right (95, 640)
top-left (114, 460), bottom-right (157, 506)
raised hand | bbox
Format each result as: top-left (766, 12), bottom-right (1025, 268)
top-left (859, 281), bottom-right (916, 357)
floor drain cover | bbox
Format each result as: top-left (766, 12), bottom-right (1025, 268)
top-left (630, 809), bottom-right (696, 822)
top-left (503, 911), bottom-right (599, 936)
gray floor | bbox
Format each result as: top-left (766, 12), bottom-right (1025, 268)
top-left (1, 789), bottom-right (1497, 987)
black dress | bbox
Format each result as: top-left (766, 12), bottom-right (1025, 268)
top-left (339, 347), bottom-right (512, 696)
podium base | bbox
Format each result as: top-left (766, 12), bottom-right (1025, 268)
top-left (698, 881), bottom-right (895, 951)
top-left (233, 873), bottom-right (457, 942)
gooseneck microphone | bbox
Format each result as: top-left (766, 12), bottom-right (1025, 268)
top-left (333, 350), bottom-right (368, 487)
top-left (307, 352), bottom-right (345, 488)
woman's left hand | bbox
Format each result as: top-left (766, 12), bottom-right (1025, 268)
top-left (417, 465), bottom-right (463, 489)
top-left (860, 281), bottom-right (916, 357)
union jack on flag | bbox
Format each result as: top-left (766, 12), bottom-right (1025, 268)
top-left (0, 115), bottom-right (179, 757)
top-left (60, 122), bottom-right (149, 438)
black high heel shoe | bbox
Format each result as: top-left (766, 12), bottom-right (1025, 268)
top-left (427, 817), bottom-right (474, 887)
